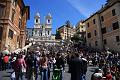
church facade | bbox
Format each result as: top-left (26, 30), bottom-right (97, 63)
top-left (32, 13), bottom-right (52, 41)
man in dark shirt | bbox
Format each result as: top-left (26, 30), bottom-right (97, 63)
top-left (55, 53), bottom-right (64, 80)
top-left (70, 53), bottom-right (83, 80)
top-left (25, 51), bottom-right (39, 80)
top-left (55, 54), bottom-right (64, 69)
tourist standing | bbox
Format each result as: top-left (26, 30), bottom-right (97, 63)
top-left (70, 53), bottom-right (83, 80)
top-left (13, 54), bottom-right (26, 80)
top-left (40, 53), bottom-right (49, 80)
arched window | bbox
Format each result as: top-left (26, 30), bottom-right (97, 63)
top-left (48, 31), bottom-right (49, 35)
top-left (48, 19), bottom-right (50, 23)
top-left (8, 29), bottom-right (14, 39)
top-left (35, 30), bottom-right (37, 34)
top-left (36, 19), bottom-right (38, 23)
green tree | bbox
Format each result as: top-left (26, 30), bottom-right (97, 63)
top-left (71, 33), bottom-right (86, 43)
top-left (71, 34), bottom-right (80, 42)
top-left (55, 30), bottom-right (62, 39)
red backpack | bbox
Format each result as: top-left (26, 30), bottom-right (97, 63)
top-left (3, 56), bottom-right (9, 63)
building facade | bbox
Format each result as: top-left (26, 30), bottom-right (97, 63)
top-left (57, 25), bottom-right (76, 40)
top-left (84, 0), bottom-right (120, 52)
top-left (71, 27), bottom-right (76, 38)
top-left (32, 13), bottom-right (52, 41)
top-left (0, 0), bottom-right (29, 52)
top-left (51, 34), bottom-right (56, 40)
top-left (76, 21), bottom-right (86, 39)
top-left (26, 28), bottom-right (33, 39)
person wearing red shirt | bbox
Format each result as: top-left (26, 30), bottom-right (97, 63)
top-left (105, 71), bottom-right (112, 80)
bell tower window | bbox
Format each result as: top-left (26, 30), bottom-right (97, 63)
top-left (48, 19), bottom-right (50, 24)
top-left (36, 19), bottom-right (38, 23)
top-left (48, 31), bottom-right (49, 35)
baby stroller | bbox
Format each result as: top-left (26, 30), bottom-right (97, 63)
top-left (52, 66), bottom-right (62, 80)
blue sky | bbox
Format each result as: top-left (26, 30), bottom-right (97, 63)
top-left (24, 0), bottom-right (107, 34)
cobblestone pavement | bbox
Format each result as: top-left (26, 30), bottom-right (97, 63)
top-left (0, 66), bottom-right (97, 80)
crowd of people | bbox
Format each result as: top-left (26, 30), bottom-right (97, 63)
top-left (89, 51), bottom-right (120, 80)
top-left (0, 43), bottom-right (120, 80)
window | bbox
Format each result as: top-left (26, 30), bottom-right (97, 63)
top-left (81, 26), bottom-right (83, 28)
top-left (101, 16), bottom-right (104, 22)
top-left (0, 5), bottom-right (5, 18)
top-left (0, 27), bottom-right (3, 40)
top-left (116, 36), bottom-right (119, 42)
top-left (87, 33), bottom-right (91, 38)
top-left (42, 26), bottom-right (44, 28)
top-left (18, 18), bottom-right (22, 28)
top-left (101, 27), bottom-right (106, 34)
top-left (35, 31), bottom-right (37, 34)
top-left (48, 19), bottom-right (50, 23)
top-left (112, 9), bottom-right (116, 16)
top-left (8, 29), bottom-right (14, 39)
top-left (48, 31), bottom-right (49, 35)
top-left (17, 36), bottom-right (19, 42)
top-left (95, 41), bottom-right (98, 46)
top-left (93, 19), bottom-right (96, 24)
top-left (87, 23), bottom-right (89, 28)
top-left (112, 21), bottom-right (119, 30)
top-left (11, 9), bottom-right (15, 22)
top-left (94, 30), bottom-right (97, 36)
top-left (36, 19), bottom-right (38, 23)
top-left (103, 39), bottom-right (107, 45)
top-left (12, 0), bottom-right (17, 7)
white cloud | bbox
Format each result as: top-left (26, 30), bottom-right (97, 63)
top-left (66, 0), bottom-right (106, 18)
